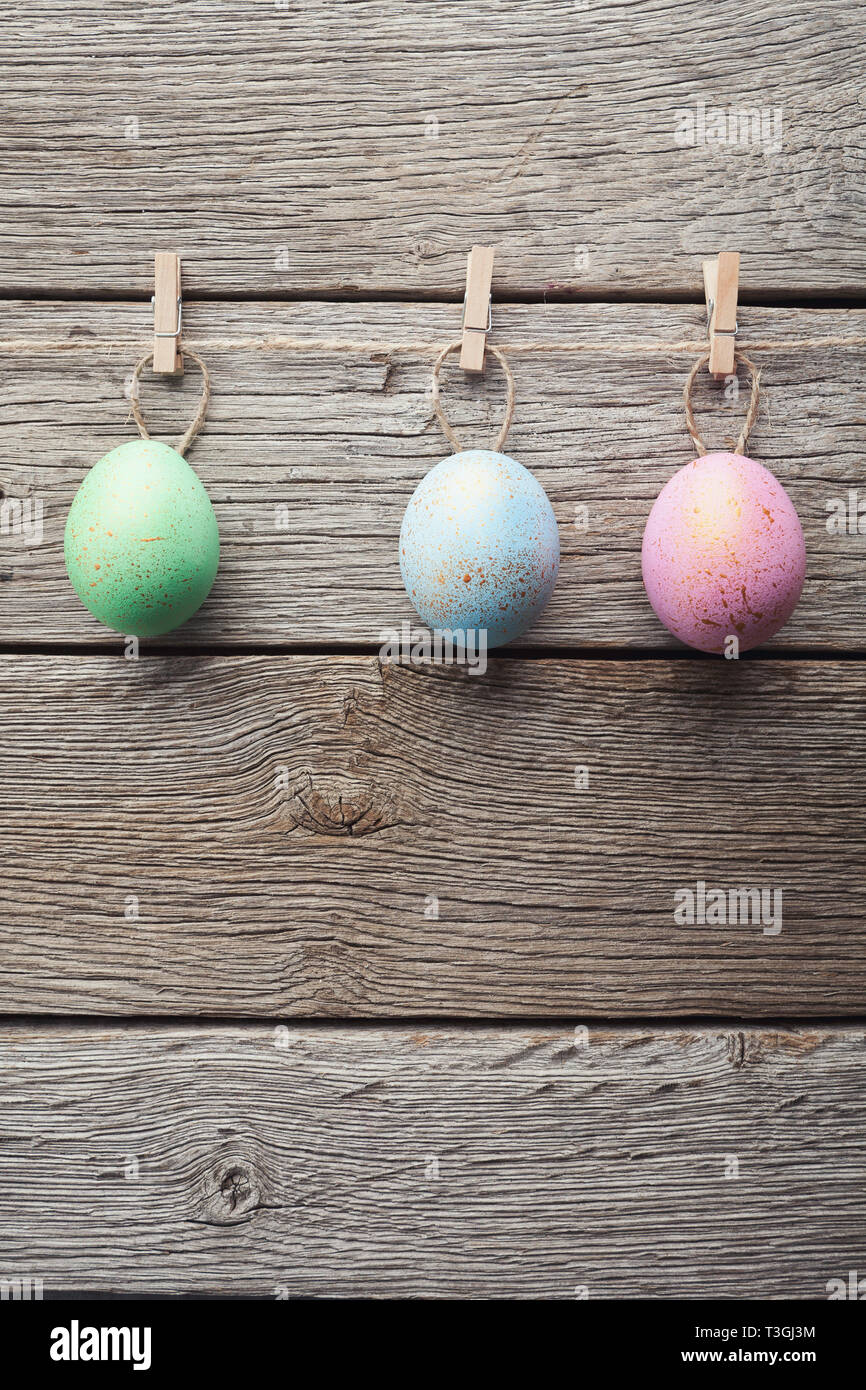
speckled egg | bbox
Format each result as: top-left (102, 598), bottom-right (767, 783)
top-left (64, 439), bottom-right (219, 637)
top-left (400, 449), bottom-right (560, 648)
top-left (641, 451), bottom-right (805, 653)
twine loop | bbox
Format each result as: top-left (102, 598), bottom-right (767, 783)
top-left (683, 351), bottom-right (761, 456)
top-left (430, 339), bottom-right (516, 454)
top-left (130, 350), bottom-right (211, 457)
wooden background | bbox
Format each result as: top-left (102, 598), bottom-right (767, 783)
top-left (0, 0), bottom-right (864, 1299)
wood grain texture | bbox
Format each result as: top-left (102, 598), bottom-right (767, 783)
top-left (0, 1022), bottom-right (862, 1298)
top-left (2, 301), bottom-right (865, 649)
top-left (3, 0), bottom-right (864, 1306)
top-left (1, 654), bottom-right (864, 1017)
top-left (0, 1), bottom-right (864, 295)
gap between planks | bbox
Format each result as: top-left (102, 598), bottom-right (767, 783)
top-left (3, 290), bottom-right (866, 310)
top-left (1, 644), bottom-right (866, 661)
top-left (1, 1014), bottom-right (865, 1031)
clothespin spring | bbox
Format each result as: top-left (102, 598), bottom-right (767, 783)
top-left (462, 293), bottom-right (492, 336)
top-left (152, 296), bottom-right (182, 339)
top-left (706, 298), bottom-right (737, 341)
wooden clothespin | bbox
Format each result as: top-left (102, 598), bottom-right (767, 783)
top-left (460, 245), bottom-right (495, 373)
top-left (152, 252), bottom-right (183, 375)
top-left (702, 251), bottom-right (739, 379)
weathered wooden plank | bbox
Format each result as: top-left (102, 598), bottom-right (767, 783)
top-left (0, 1022), bottom-right (862, 1298)
top-left (2, 301), bottom-right (865, 649)
top-left (1, 654), bottom-right (864, 1017)
top-left (0, 2), bottom-right (863, 295)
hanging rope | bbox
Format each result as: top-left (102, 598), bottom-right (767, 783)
top-left (430, 339), bottom-right (516, 453)
top-left (129, 350), bottom-right (211, 457)
top-left (683, 351), bottom-right (761, 456)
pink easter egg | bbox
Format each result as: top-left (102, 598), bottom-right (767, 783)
top-left (641, 452), bottom-right (806, 653)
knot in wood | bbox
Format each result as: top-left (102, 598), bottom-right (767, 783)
top-left (220, 1164), bottom-right (255, 1213)
top-left (412, 238), bottom-right (439, 261)
top-left (196, 1156), bottom-right (274, 1227)
top-left (286, 771), bottom-right (398, 838)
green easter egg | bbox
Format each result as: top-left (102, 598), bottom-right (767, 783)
top-left (64, 438), bottom-right (220, 637)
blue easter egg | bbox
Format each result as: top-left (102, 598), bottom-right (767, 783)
top-left (399, 449), bottom-right (560, 648)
